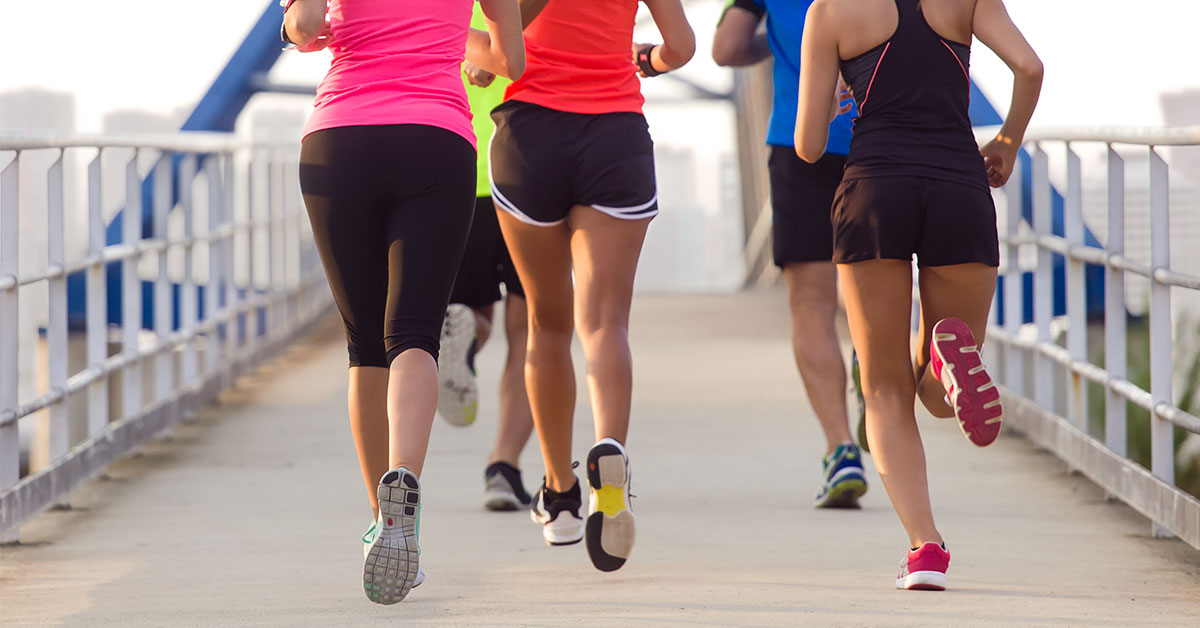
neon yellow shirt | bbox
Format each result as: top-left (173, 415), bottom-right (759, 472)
top-left (466, 4), bottom-right (511, 197)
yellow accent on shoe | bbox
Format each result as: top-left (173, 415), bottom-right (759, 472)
top-left (595, 484), bottom-right (626, 516)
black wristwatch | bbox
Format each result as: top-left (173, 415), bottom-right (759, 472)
top-left (636, 44), bottom-right (665, 78)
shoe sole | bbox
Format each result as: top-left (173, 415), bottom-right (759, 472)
top-left (484, 489), bottom-right (522, 512)
top-left (363, 470), bottom-right (420, 605)
top-left (530, 506), bottom-right (584, 545)
top-left (437, 304), bottom-right (478, 427)
top-left (896, 571), bottom-right (947, 591)
top-left (586, 441), bottom-right (635, 572)
top-left (815, 476), bottom-right (867, 509)
top-left (932, 318), bottom-right (1002, 447)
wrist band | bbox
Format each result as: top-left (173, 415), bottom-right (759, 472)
top-left (636, 44), bottom-right (665, 78)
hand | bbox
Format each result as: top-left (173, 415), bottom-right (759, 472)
top-left (830, 76), bottom-right (852, 122)
top-left (632, 42), bottom-right (657, 78)
top-left (463, 61), bottom-right (496, 88)
top-left (979, 135), bottom-right (1020, 188)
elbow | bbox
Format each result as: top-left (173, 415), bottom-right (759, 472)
top-left (503, 56), bottom-right (526, 81)
top-left (796, 145), bottom-right (824, 164)
top-left (664, 31), bottom-right (697, 68)
top-left (1018, 56), bottom-right (1044, 84)
top-left (711, 37), bottom-right (735, 67)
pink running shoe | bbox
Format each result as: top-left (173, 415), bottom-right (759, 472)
top-left (930, 318), bottom-right (1002, 447)
top-left (896, 542), bottom-right (950, 590)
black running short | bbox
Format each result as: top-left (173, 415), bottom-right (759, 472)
top-left (769, 147), bottom-right (845, 266)
top-left (489, 100), bottom-right (657, 226)
top-left (831, 176), bottom-right (1000, 267)
top-left (449, 196), bottom-right (525, 309)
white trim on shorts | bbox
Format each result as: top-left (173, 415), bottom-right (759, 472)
top-left (589, 196), bottom-right (659, 221)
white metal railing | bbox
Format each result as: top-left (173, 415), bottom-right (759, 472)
top-left (978, 125), bottom-right (1200, 549)
top-left (0, 132), bottom-right (329, 540)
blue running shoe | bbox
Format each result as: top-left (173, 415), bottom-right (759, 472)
top-left (814, 442), bottom-right (868, 509)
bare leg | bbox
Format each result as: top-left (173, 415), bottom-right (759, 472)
top-left (783, 262), bottom-right (852, 453)
top-left (568, 207), bottom-right (651, 445)
top-left (496, 210), bottom-right (577, 492)
top-left (489, 295), bottom-right (535, 466)
top-left (386, 349), bottom-right (440, 476)
top-left (840, 259), bottom-right (943, 548)
top-left (913, 264), bottom-right (999, 418)
top-left (348, 366), bottom-right (390, 517)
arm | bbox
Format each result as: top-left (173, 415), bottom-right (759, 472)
top-left (793, 0), bottom-right (841, 162)
top-left (518, 0), bottom-right (551, 30)
top-left (712, 0), bottom-right (770, 67)
top-left (972, 0), bottom-right (1043, 187)
top-left (466, 0), bottom-right (527, 80)
top-left (283, 0), bottom-right (328, 46)
top-left (635, 0), bottom-right (697, 76)
top-left (464, 0), bottom-right (552, 87)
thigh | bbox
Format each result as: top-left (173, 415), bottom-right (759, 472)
top-left (914, 263), bottom-right (998, 370)
top-left (832, 176), bottom-right (922, 265)
top-left (450, 196), bottom-right (505, 309)
top-left (839, 259), bottom-right (916, 397)
top-left (568, 206), bottom-right (651, 334)
top-left (381, 127), bottom-right (478, 359)
top-left (300, 128), bottom-right (389, 364)
top-left (572, 113), bottom-right (658, 221)
top-left (496, 207), bottom-right (574, 332)
top-left (489, 101), bottom-right (574, 226)
top-left (770, 148), bottom-right (844, 266)
top-left (916, 180), bottom-right (1000, 267)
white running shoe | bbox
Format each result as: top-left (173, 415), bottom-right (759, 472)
top-left (530, 478), bottom-right (584, 546)
top-left (585, 438), bottom-right (636, 572)
top-left (437, 304), bottom-right (479, 427)
top-left (362, 519), bottom-right (423, 589)
top-left (363, 468), bottom-right (421, 604)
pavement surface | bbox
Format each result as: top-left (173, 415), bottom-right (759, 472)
top-left (3, 292), bottom-right (1200, 627)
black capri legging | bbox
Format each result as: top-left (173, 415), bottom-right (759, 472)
top-left (300, 124), bottom-right (476, 367)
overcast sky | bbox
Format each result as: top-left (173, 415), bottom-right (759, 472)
top-left (3, 0), bottom-right (1198, 132)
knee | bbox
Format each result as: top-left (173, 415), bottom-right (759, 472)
top-left (788, 287), bottom-right (838, 325)
top-left (863, 381), bottom-right (916, 413)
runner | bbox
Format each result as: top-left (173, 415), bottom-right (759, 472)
top-left (713, 0), bottom-right (868, 509)
top-left (283, 0), bottom-right (525, 604)
top-left (794, 0), bottom-right (1041, 590)
top-left (435, 0), bottom-right (550, 513)
top-left (488, 0), bottom-right (695, 572)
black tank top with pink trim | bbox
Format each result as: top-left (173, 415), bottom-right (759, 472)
top-left (839, 0), bottom-right (987, 191)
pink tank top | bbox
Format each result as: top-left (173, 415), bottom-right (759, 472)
top-left (302, 0), bottom-right (476, 148)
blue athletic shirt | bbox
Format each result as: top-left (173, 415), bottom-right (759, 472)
top-left (734, 0), bottom-right (855, 154)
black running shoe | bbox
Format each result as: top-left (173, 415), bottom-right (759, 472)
top-left (484, 461), bottom-right (532, 511)
top-left (530, 478), bottom-right (584, 546)
top-left (585, 438), bottom-right (635, 572)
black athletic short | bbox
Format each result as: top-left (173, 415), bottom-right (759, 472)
top-left (831, 176), bottom-right (1000, 267)
top-left (449, 196), bottom-right (525, 309)
top-left (768, 146), bottom-right (845, 266)
top-left (489, 100), bottom-right (658, 226)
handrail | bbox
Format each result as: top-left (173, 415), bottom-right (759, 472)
top-left (975, 124), bottom-right (1200, 146)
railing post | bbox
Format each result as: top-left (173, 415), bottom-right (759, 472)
top-left (153, 154), bottom-right (174, 403)
top-left (1, 154), bottom-right (20, 541)
top-left (1032, 145), bottom-right (1055, 414)
top-left (1004, 152), bottom-right (1024, 395)
top-left (223, 153), bottom-right (238, 367)
top-left (1104, 145), bottom-right (1127, 457)
top-left (86, 151), bottom-right (109, 438)
top-left (122, 152), bottom-right (143, 420)
top-left (205, 155), bottom-right (223, 376)
top-left (179, 155), bottom-right (198, 389)
top-left (1065, 144), bottom-right (1088, 432)
top-left (1148, 147), bottom-right (1174, 538)
top-left (47, 153), bottom-right (68, 469)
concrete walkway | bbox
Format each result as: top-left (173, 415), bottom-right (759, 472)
top-left (3, 292), bottom-right (1200, 627)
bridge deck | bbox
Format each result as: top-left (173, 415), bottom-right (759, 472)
top-left (3, 292), bottom-right (1198, 627)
